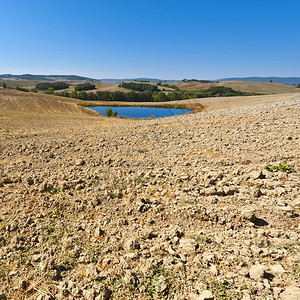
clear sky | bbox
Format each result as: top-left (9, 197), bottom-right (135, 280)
top-left (1, 0), bottom-right (300, 80)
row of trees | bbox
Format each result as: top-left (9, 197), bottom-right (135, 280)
top-left (54, 90), bottom-right (155, 101)
top-left (54, 86), bottom-right (258, 102)
top-left (74, 83), bottom-right (96, 91)
top-left (36, 82), bottom-right (69, 91)
top-left (119, 82), bottom-right (160, 93)
top-left (182, 79), bottom-right (216, 83)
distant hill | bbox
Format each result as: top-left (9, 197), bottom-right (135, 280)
top-left (99, 78), bottom-right (178, 82)
top-left (219, 77), bottom-right (300, 85)
top-left (0, 74), bottom-right (97, 82)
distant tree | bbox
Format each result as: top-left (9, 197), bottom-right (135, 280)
top-left (48, 87), bottom-right (54, 94)
top-left (1, 82), bottom-right (7, 96)
top-left (269, 80), bottom-right (273, 83)
top-left (156, 91), bottom-right (169, 101)
top-left (296, 84), bottom-right (300, 88)
top-left (112, 110), bottom-right (118, 117)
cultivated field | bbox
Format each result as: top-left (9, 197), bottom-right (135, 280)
top-left (173, 81), bottom-right (300, 95)
top-left (3, 79), bottom-right (300, 96)
top-left (0, 89), bottom-right (299, 299)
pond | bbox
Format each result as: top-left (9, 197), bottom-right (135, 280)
top-left (86, 106), bottom-right (191, 119)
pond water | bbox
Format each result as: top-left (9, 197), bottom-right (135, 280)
top-left (86, 106), bottom-right (191, 119)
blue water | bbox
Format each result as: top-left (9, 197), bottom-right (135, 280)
top-left (86, 106), bottom-right (191, 119)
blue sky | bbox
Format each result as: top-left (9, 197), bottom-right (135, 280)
top-left (1, 0), bottom-right (300, 80)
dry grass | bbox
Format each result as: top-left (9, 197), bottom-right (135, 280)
top-left (173, 80), bottom-right (300, 94)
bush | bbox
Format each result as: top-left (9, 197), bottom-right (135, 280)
top-left (105, 108), bottom-right (113, 117)
top-left (265, 161), bottom-right (296, 173)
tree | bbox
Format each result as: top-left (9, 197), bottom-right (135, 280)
top-left (48, 87), bottom-right (54, 94)
top-left (112, 110), bottom-right (118, 117)
top-left (105, 108), bottom-right (113, 117)
top-left (1, 82), bottom-right (7, 97)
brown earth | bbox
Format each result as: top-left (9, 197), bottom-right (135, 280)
top-left (0, 89), bottom-right (299, 299)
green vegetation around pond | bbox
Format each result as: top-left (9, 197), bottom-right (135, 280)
top-left (54, 85), bottom-right (261, 102)
top-left (9, 79), bottom-right (262, 103)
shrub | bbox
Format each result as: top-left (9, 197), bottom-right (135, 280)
top-left (105, 108), bottom-right (113, 117)
top-left (265, 161), bottom-right (296, 173)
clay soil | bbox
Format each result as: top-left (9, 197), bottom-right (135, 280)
top-left (0, 89), bottom-right (299, 299)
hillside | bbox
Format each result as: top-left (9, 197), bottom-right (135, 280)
top-left (0, 90), bottom-right (299, 299)
top-left (219, 77), bottom-right (300, 85)
top-left (0, 74), bottom-right (96, 81)
top-left (173, 80), bottom-right (300, 95)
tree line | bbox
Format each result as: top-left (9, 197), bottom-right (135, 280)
top-left (119, 82), bottom-right (160, 93)
top-left (54, 86), bottom-right (259, 102)
top-left (36, 82), bottom-right (69, 91)
top-left (74, 83), bottom-right (95, 91)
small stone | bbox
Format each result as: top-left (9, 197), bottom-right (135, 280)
top-left (280, 286), bottom-right (300, 300)
top-left (252, 187), bottom-right (263, 198)
top-left (75, 159), bottom-right (85, 166)
top-left (156, 276), bottom-right (168, 293)
top-left (240, 207), bottom-right (257, 222)
top-left (124, 238), bottom-right (140, 251)
top-left (249, 264), bottom-right (265, 280)
top-left (209, 265), bottom-right (218, 276)
top-left (123, 271), bottom-right (137, 287)
top-left (27, 177), bottom-right (34, 185)
top-left (94, 227), bottom-right (105, 237)
top-left (198, 290), bottom-right (214, 300)
top-left (250, 170), bottom-right (265, 180)
top-left (179, 238), bottom-right (198, 252)
top-left (94, 283), bottom-right (112, 300)
top-left (269, 264), bottom-right (286, 274)
top-left (85, 263), bottom-right (99, 280)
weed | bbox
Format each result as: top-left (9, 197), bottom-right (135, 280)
top-left (208, 279), bottom-right (242, 299)
top-left (292, 261), bottom-right (300, 278)
top-left (276, 243), bottom-right (300, 253)
top-left (134, 176), bottom-right (151, 185)
top-left (180, 198), bottom-right (195, 205)
top-left (50, 210), bottom-right (60, 217)
top-left (265, 161), bottom-right (296, 173)
top-left (43, 188), bottom-right (61, 195)
top-left (143, 263), bottom-right (172, 299)
top-left (3, 130), bottom-right (9, 133)
top-left (85, 246), bottom-right (101, 262)
top-left (189, 234), bottom-right (215, 244)
top-left (138, 149), bottom-right (148, 153)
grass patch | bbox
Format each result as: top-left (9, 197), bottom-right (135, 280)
top-left (189, 234), bottom-right (215, 244)
top-left (265, 161), bottom-right (296, 173)
top-left (43, 188), bottom-right (61, 194)
top-left (293, 261), bottom-right (300, 278)
top-left (208, 279), bottom-right (242, 299)
top-left (138, 149), bottom-right (148, 153)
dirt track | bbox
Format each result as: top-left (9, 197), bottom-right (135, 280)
top-left (0, 89), bottom-right (299, 299)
